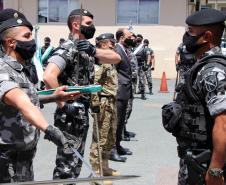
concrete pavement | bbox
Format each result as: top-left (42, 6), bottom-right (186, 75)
top-left (34, 79), bottom-right (179, 185)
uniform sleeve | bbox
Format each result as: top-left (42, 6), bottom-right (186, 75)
top-left (198, 64), bottom-right (226, 116)
top-left (48, 55), bottom-right (66, 72)
top-left (0, 73), bottom-right (19, 102)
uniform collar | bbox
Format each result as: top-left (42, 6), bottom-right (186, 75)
top-left (203, 46), bottom-right (222, 57)
top-left (3, 55), bottom-right (23, 71)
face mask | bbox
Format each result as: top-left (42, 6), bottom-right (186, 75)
top-left (80, 24), bottom-right (96, 39)
top-left (124, 38), bottom-right (135, 48)
top-left (183, 32), bottom-right (205, 53)
top-left (136, 38), bottom-right (142, 44)
top-left (15, 39), bottom-right (36, 60)
top-left (44, 42), bottom-right (50, 47)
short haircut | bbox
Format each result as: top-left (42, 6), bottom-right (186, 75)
top-left (137, 34), bottom-right (143, 39)
top-left (116, 28), bottom-right (125, 41)
top-left (67, 15), bottom-right (80, 31)
top-left (143, 39), bottom-right (149, 44)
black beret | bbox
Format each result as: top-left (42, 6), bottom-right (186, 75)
top-left (186, 8), bottom-right (226, 26)
top-left (0, 9), bottom-right (33, 33)
top-left (96, 33), bottom-right (116, 43)
top-left (69, 9), bottom-right (94, 19)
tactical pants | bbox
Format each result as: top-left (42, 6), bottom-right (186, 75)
top-left (178, 159), bottom-right (189, 185)
top-left (132, 75), bottom-right (137, 94)
top-left (144, 66), bottom-right (153, 93)
top-left (0, 147), bottom-right (36, 183)
top-left (138, 66), bottom-right (145, 94)
top-left (53, 101), bottom-right (89, 179)
top-left (89, 96), bottom-right (117, 171)
top-left (125, 97), bottom-right (133, 125)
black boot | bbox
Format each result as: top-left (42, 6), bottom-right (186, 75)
top-left (141, 93), bottom-right (146, 100)
top-left (110, 148), bottom-right (127, 162)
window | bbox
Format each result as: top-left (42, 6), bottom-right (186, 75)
top-left (117, 0), bottom-right (159, 24)
top-left (38, 0), bottom-right (80, 23)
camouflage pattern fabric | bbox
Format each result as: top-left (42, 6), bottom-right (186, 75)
top-left (53, 102), bottom-right (89, 179)
top-left (138, 66), bottom-right (145, 93)
top-left (144, 66), bottom-right (153, 93)
top-left (178, 159), bottom-right (189, 185)
top-left (90, 63), bottom-right (118, 172)
top-left (90, 96), bottom-right (117, 171)
top-left (0, 55), bottom-right (40, 183)
top-left (0, 147), bottom-right (36, 183)
top-left (50, 37), bottom-right (95, 179)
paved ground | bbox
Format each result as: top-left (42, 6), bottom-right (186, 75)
top-left (34, 79), bottom-right (179, 185)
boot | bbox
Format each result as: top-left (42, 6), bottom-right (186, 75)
top-left (102, 159), bottom-right (120, 176)
top-left (141, 93), bottom-right (146, 100)
top-left (149, 88), bottom-right (153, 95)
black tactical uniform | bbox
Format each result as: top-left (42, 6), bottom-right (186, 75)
top-left (162, 9), bottom-right (226, 185)
top-left (48, 9), bottom-right (95, 179)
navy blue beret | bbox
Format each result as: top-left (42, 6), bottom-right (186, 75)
top-left (186, 8), bottom-right (226, 26)
top-left (0, 9), bottom-right (33, 33)
top-left (96, 33), bottom-right (116, 43)
top-left (69, 9), bottom-right (94, 19)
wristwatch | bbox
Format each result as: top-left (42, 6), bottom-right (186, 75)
top-left (208, 168), bottom-right (224, 178)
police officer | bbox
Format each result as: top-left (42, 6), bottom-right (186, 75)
top-left (0, 8), bottom-right (76, 183)
top-left (44, 9), bottom-right (121, 179)
top-left (89, 33), bottom-right (120, 183)
top-left (134, 34), bottom-right (147, 100)
top-left (175, 42), bottom-right (196, 84)
top-left (143, 39), bottom-right (155, 95)
top-left (163, 8), bottom-right (226, 185)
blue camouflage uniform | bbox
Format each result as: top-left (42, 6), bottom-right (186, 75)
top-left (0, 55), bottom-right (40, 182)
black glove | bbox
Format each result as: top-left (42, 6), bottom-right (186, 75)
top-left (44, 125), bottom-right (74, 155)
top-left (77, 40), bottom-right (96, 56)
top-left (44, 125), bottom-right (66, 146)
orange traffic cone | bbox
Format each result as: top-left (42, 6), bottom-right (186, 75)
top-left (159, 72), bottom-right (169, 93)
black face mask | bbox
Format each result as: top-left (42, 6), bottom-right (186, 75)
top-left (80, 24), bottom-right (96, 39)
top-left (136, 38), bottom-right (142, 44)
top-left (44, 42), bottom-right (50, 47)
top-left (183, 32), bottom-right (205, 53)
top-left (124, 38), bottom-right (135, 48)
top-left (15, 39), bottom-right (37, 60)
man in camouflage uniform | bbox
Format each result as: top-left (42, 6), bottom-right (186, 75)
top-left (175, 43), bottom-right (196, 84)
top-left (89, 33), bottom-right (120, 183)
top-left (162, 9), bottom-right (226, 185)
top-left (143, 39), bottom-right (155, 95)
top-left (44, 9), bottom-right (121, 179)
top-left (0, 9), bottom-right (75, 183)
top-left (134, 34), bottom-right (148, 100)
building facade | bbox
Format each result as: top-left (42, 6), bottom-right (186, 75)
top-left (2, 0), bottom-right (226, 78)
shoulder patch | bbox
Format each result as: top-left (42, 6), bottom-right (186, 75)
top-left (202, 71), bottom-right (218, 92)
